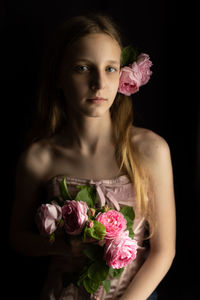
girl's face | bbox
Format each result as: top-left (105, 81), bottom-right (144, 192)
top-left (59, 33), bottom-right (121, 117)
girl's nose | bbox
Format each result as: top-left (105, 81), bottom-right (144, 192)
top-left (90, 69), bottom-right (106, 91)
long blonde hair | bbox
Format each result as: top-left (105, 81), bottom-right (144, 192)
top-left (23, 12), bottom-right (155, 237)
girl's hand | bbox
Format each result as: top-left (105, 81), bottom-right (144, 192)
top-left (70, 236), bottom-right (100, 256)
top-left (70, 237), bottom-right (85, 257)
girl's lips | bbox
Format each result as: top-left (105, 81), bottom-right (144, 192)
top-left (87, 98), bottom-right (107, 103)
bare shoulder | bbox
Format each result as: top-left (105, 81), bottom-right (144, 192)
top-left (17, 139), bottom-right (53, 182)
top-left (131, 125), bottom-right (171, 167)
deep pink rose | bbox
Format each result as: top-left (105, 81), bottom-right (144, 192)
top-left (96, 209), bottom-right (127, 240)
top-left (136, 53), bottom-right (153, 86)
top-left (62, 200), bottom-right (88, 235)
top-left (118, 63), bottom-right (142, 96)
top-left (104, 230), bottom-right (138, 269)
top-left (35, 203), bottom-right (62, 236)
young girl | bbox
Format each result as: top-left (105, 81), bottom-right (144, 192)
top-left (9, 12), bottom-right (176, 300)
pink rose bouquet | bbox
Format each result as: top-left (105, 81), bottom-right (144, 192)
top-left (62, 200), bottom-right (88, 235)
top-left (35, 177), bottom-right (138, 295)
top-left (97, 209), bottom-right (127, 240)
top-left (35, 202), bottom-right (62, 237)
top-left (118, 45), bottom-right (153, 96)
top-left (104, 230), bottom-right (138, 269)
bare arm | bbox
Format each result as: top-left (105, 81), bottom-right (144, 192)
top-left (9, 143), bottom-right (71, 257)
top-left (120, 131), bottom-right (176, 300)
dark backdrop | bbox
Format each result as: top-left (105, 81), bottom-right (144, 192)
top-left (2, 1), bottom-right (199, 299)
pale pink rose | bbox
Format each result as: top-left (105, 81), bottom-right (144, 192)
top-left (118, 63), bottom-right (142, 96)
top-left (35, 203), bottom-right (62, 236)
top-left (96, 209), bottom-right (127, 240)
top-left (62, 200), bottom-right (88, 235)
top-left (104, 230), bottom-right (138, 269)
top-left (136, 53), bottom-right (153, 86)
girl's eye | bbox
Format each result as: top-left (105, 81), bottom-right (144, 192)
top-left (74, 65), bottom-right (118, 73)
top-left (74, 65), bottom-right (89, 73)
top-left (106, 66), bottom-right (117, 73)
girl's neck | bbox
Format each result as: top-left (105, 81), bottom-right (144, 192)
top-left (58, 112), bottom-right (115, 157)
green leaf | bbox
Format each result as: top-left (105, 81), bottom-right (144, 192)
top-left (123, 215), bottom-right (133, 229)
top-left (93, 191), bottom-right (98, 206)
top-left (75, 185), bottom-right (96, 207)
top-left (83, 244), bottom-right (104, 261)
top-left (120, 206), bottom-right (135, 222)
top-left (121, 45), bottom-right (139, 66)
top-left (77, 269), bottom-right (88, 287)
top-left (102, 278), bottom-right (110, 293)
top-left (83, 276), bottom-right (100, 294)
top-left (49, 232), bottom-right (55, 244)
top-left (128, 228), bottom-right (135, 239)
top-left (88, 261), bottom-right (109, 282)
top-left (77, 261), bottom-right (93, 287)
top-left (120, 207), bottom-right (135, 238)
top-left (109, 267), bottom-right (124, 278)
top-left (83, 220), bottom-right (106, 241)
top-left (59, 178), bottom-right (72, 200)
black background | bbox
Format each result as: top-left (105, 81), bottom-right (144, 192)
top-left (2, 1), bottom-right (199, 299)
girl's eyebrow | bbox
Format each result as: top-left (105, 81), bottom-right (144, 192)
top-left (73, 58), bottom-right (120, 65)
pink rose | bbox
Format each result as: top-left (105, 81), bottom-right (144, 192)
top-left (104, 230), bottom-right (138, 269)
top-left (87, 220), bottom-right (94, 228)
top-left (118, 64), bottom-right (142, 96)
top-left (35, 203), bottom-right (62, 236)
top-left (96, 209), bottom-right (127, 240)
top-left (136, 53), bottom-right (153, 86)
top-left (62, 200), bottom-right (88, 235)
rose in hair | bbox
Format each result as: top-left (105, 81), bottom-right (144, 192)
top-left (35, 203), bottom-right (62, 236)
top-left (136, 53), bottom-right (153, 86)
top-left (96, 209), bottom-right (127, 240)
top-left (118, 64), bottom-right (142, 96)
top-left (118, 49), bottom-right (152, 96)
top-left (104, 230), bottom-right (138, 269)
top-left (62, 200), bottom-right (88, 235)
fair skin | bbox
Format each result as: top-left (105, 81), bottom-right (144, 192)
top-left (10, 33), bottom-right (176, 300)
top-left (120, 129), bottom-right (176, 300)
top-left (57, 33), bottom-right (121, 158)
